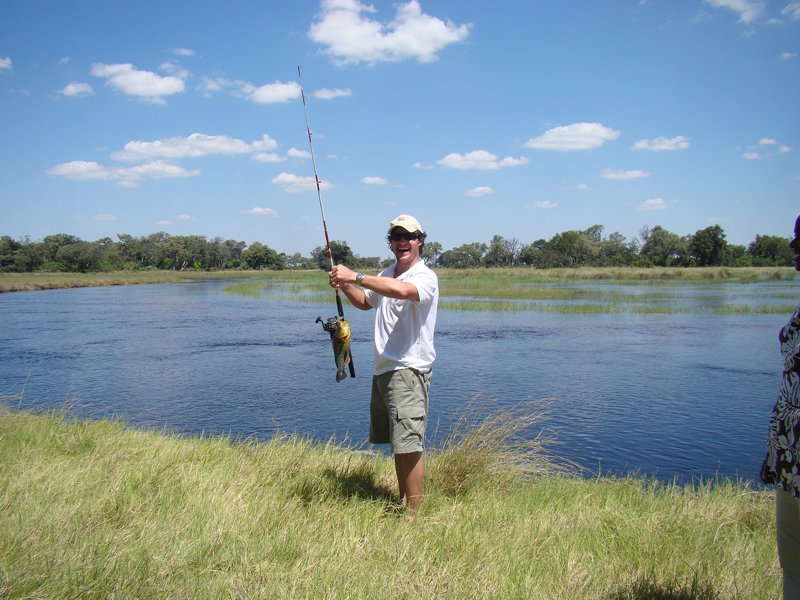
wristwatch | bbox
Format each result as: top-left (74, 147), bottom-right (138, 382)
top-left (355, 272), bottom-right (366, 285)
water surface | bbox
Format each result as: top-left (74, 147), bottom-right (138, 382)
top-left (0, 279), bottom-right (792, 486)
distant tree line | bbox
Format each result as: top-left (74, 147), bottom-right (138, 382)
top-left (0, 232), bottom-right (384, 273)
top-left (0, 224), bottom-right (792, 274)
top-left (432, 224), bottom-right (792, 269)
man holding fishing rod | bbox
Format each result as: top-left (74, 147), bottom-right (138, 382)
top-left (328, 215), bottom-right (439, 512)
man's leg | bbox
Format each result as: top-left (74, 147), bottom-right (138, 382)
top-left (395, 451), bottom-right (424, 511)
top-left (777, 488), bottom-right (800, 599)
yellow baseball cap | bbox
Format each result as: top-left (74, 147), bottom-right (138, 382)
top-left (387, 214), bottom-right (424, 234)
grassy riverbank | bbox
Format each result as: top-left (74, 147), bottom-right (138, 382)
top-left (0, 403), bottom-right (778, 599)
top-left (0, 266), bottom-right (795, 293)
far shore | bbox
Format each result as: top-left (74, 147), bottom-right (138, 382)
top-left (0, 266), bottom-right (795, 294)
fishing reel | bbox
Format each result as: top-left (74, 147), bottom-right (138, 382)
top-left (316, 315), bottom-right (341, 338)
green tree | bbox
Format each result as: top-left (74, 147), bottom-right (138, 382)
top-left (688, 225), bottom-right (727, 266)
top-left (422, 240), bottom-right (442, 267)
top-left (55, 241), bottom-right (102, 272)
top-left (748, 234), bottom-right (792, 266)
top-left (547, 230), bottom-right (597, 267)
top-left (11, 237), bottom-right (44, 272)
top-left (95, 237), bottom-right (125, 271)
top-left (597, 232), bottom-right (638, 266)
top-left (143, 232), bottom-right (171, 268)
top-left (583, 224), bottom-right (604, 243)
top-left (484, 235), bottom-right (509, 267)
top-left (184, 235), bottom-right (210, 269)
top-left (311, 241), bottom-right (355, 270)
top-left (0, 236), bottom-right (22, 272)
top-left (224, 239), bottom-right (247, 269)
top-left (243, 242), bottom-right (285, 269)
top-left (160, 236), bottom-right (190, 270)
top-left (438, 242), bottom-right (487, 268)
top-left (285, 252), bottom-right (314, 269)
top-left (41, 234), bottom-right (81, 268)
top-left (639, 226), bottom-right (687, 266)
top-left (727, 244), bottom-right (750, 266)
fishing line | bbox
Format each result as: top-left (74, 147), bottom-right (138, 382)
top-left (298, 65), bottom-right (356, 379)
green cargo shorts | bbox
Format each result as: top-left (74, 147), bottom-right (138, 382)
top-left (369, 369), bottom-right (431, 454)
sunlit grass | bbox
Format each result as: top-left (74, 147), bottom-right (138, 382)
top-left (0, 402), bottom-right (779, 599)
top-left (222, 281), bottom-right (268, 298)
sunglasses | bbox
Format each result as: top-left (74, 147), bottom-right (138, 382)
top-left (389, 232), bottom-right (419, 242)
top-left (389, 232), bottom-right (421, 241)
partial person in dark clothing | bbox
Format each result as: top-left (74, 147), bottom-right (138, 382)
top-left (761, 213), bottom-right (800, 599)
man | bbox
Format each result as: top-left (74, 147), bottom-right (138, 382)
top-left (328, 215), bottom-right (439, 511)
top-left (761, 214), bottom-right (800, 598)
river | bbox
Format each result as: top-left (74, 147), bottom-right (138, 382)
top-left (1, 278), bottom-right (794, 486)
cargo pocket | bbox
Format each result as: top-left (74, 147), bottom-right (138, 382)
top-left (395, 405), bottom-right (426, 451)
top-left (397, 406), bottom-right (425, 421)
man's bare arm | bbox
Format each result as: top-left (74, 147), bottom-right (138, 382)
top-left (329, 264), bottom-right (419, 303)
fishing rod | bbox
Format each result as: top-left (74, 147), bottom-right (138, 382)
top-left (298, 65), bottom-right (355, 380)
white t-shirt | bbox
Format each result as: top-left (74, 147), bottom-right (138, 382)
top-left (363, 260), bottom-right (439, 375)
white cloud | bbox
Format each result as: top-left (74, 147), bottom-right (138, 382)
top-left (272, 172), bottom-right (332, 193)
top-left (630, 136), bottom-right (690, 151)
top-left (90, 63), bottom-right (185, 104)
top-left (781, 52), bottom-right (798, 60)
top-left (59, 82), bottom-right (94, 98)
top-left (156, 220), bottom-right (172, 226)
top-left (111, 133), bottom-right (278, 161)
top-left (636, 198), bottom-right (673, 211)
top-left (465, 186), bottom-right (494, 197)
top-left (94, 214), bottom-right (117, 222)
top-left (309, 0), bottom-right (471, 65)
top-left (200, 77), bottom-right (231, 95)
top-left (601, 168), bottom-right (651, 180)
top-left (241, 80), bottom-right (301, 104)
top-left (252, 153), bottom-right (285, 163)
top-left (287, 148), bottom-right (311, 159)
top-left (782, 1), bottom-right (800, 19)
top-left (575, 183), bottom-right (592, 191)
top-left (176, 214), bottom-right (194, 221)
top-left (529, 201), bottom-right (558, 209)
top-left (246, 207), bottom-right (278, 218)
top-left (314, 87), bottom-right (352, 100)
top-left (703, 0), bottom-right (765, 24)
top-left (743, 138), bottom-right (792, 157)
top-left (362, 176), bottom-right (388, 185)
top-left (0, 57), bottom-right (12, 70)
top-left (437, 149), bottom-right (528, 170)
top-left (47, 160), bottom-right (200, 188)
top-left (524, 123), bottom-right (620, 151)
top-left (172, 48), bottom-right (195, 57)
top-left (412, 161), bottom-right (434, 169)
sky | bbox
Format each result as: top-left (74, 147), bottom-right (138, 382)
top-left (0, 0), bottom-right (798, 260)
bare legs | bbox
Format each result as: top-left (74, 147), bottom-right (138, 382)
top-left (394, 451), bottom-right (424, 511)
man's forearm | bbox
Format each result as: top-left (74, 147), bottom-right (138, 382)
top-left (357, 273), bottom-right (419, 301)
top-left (340, 282), bottom-right (372, 310)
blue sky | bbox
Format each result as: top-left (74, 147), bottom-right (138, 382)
top-left (1, 0), bottom-right (798, 259)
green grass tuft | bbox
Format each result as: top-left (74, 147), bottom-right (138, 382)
top-left (0, 401), bottom-right (779, 599)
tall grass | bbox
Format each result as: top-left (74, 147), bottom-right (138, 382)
top-left (0, 401), bottom-right (778, 599)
